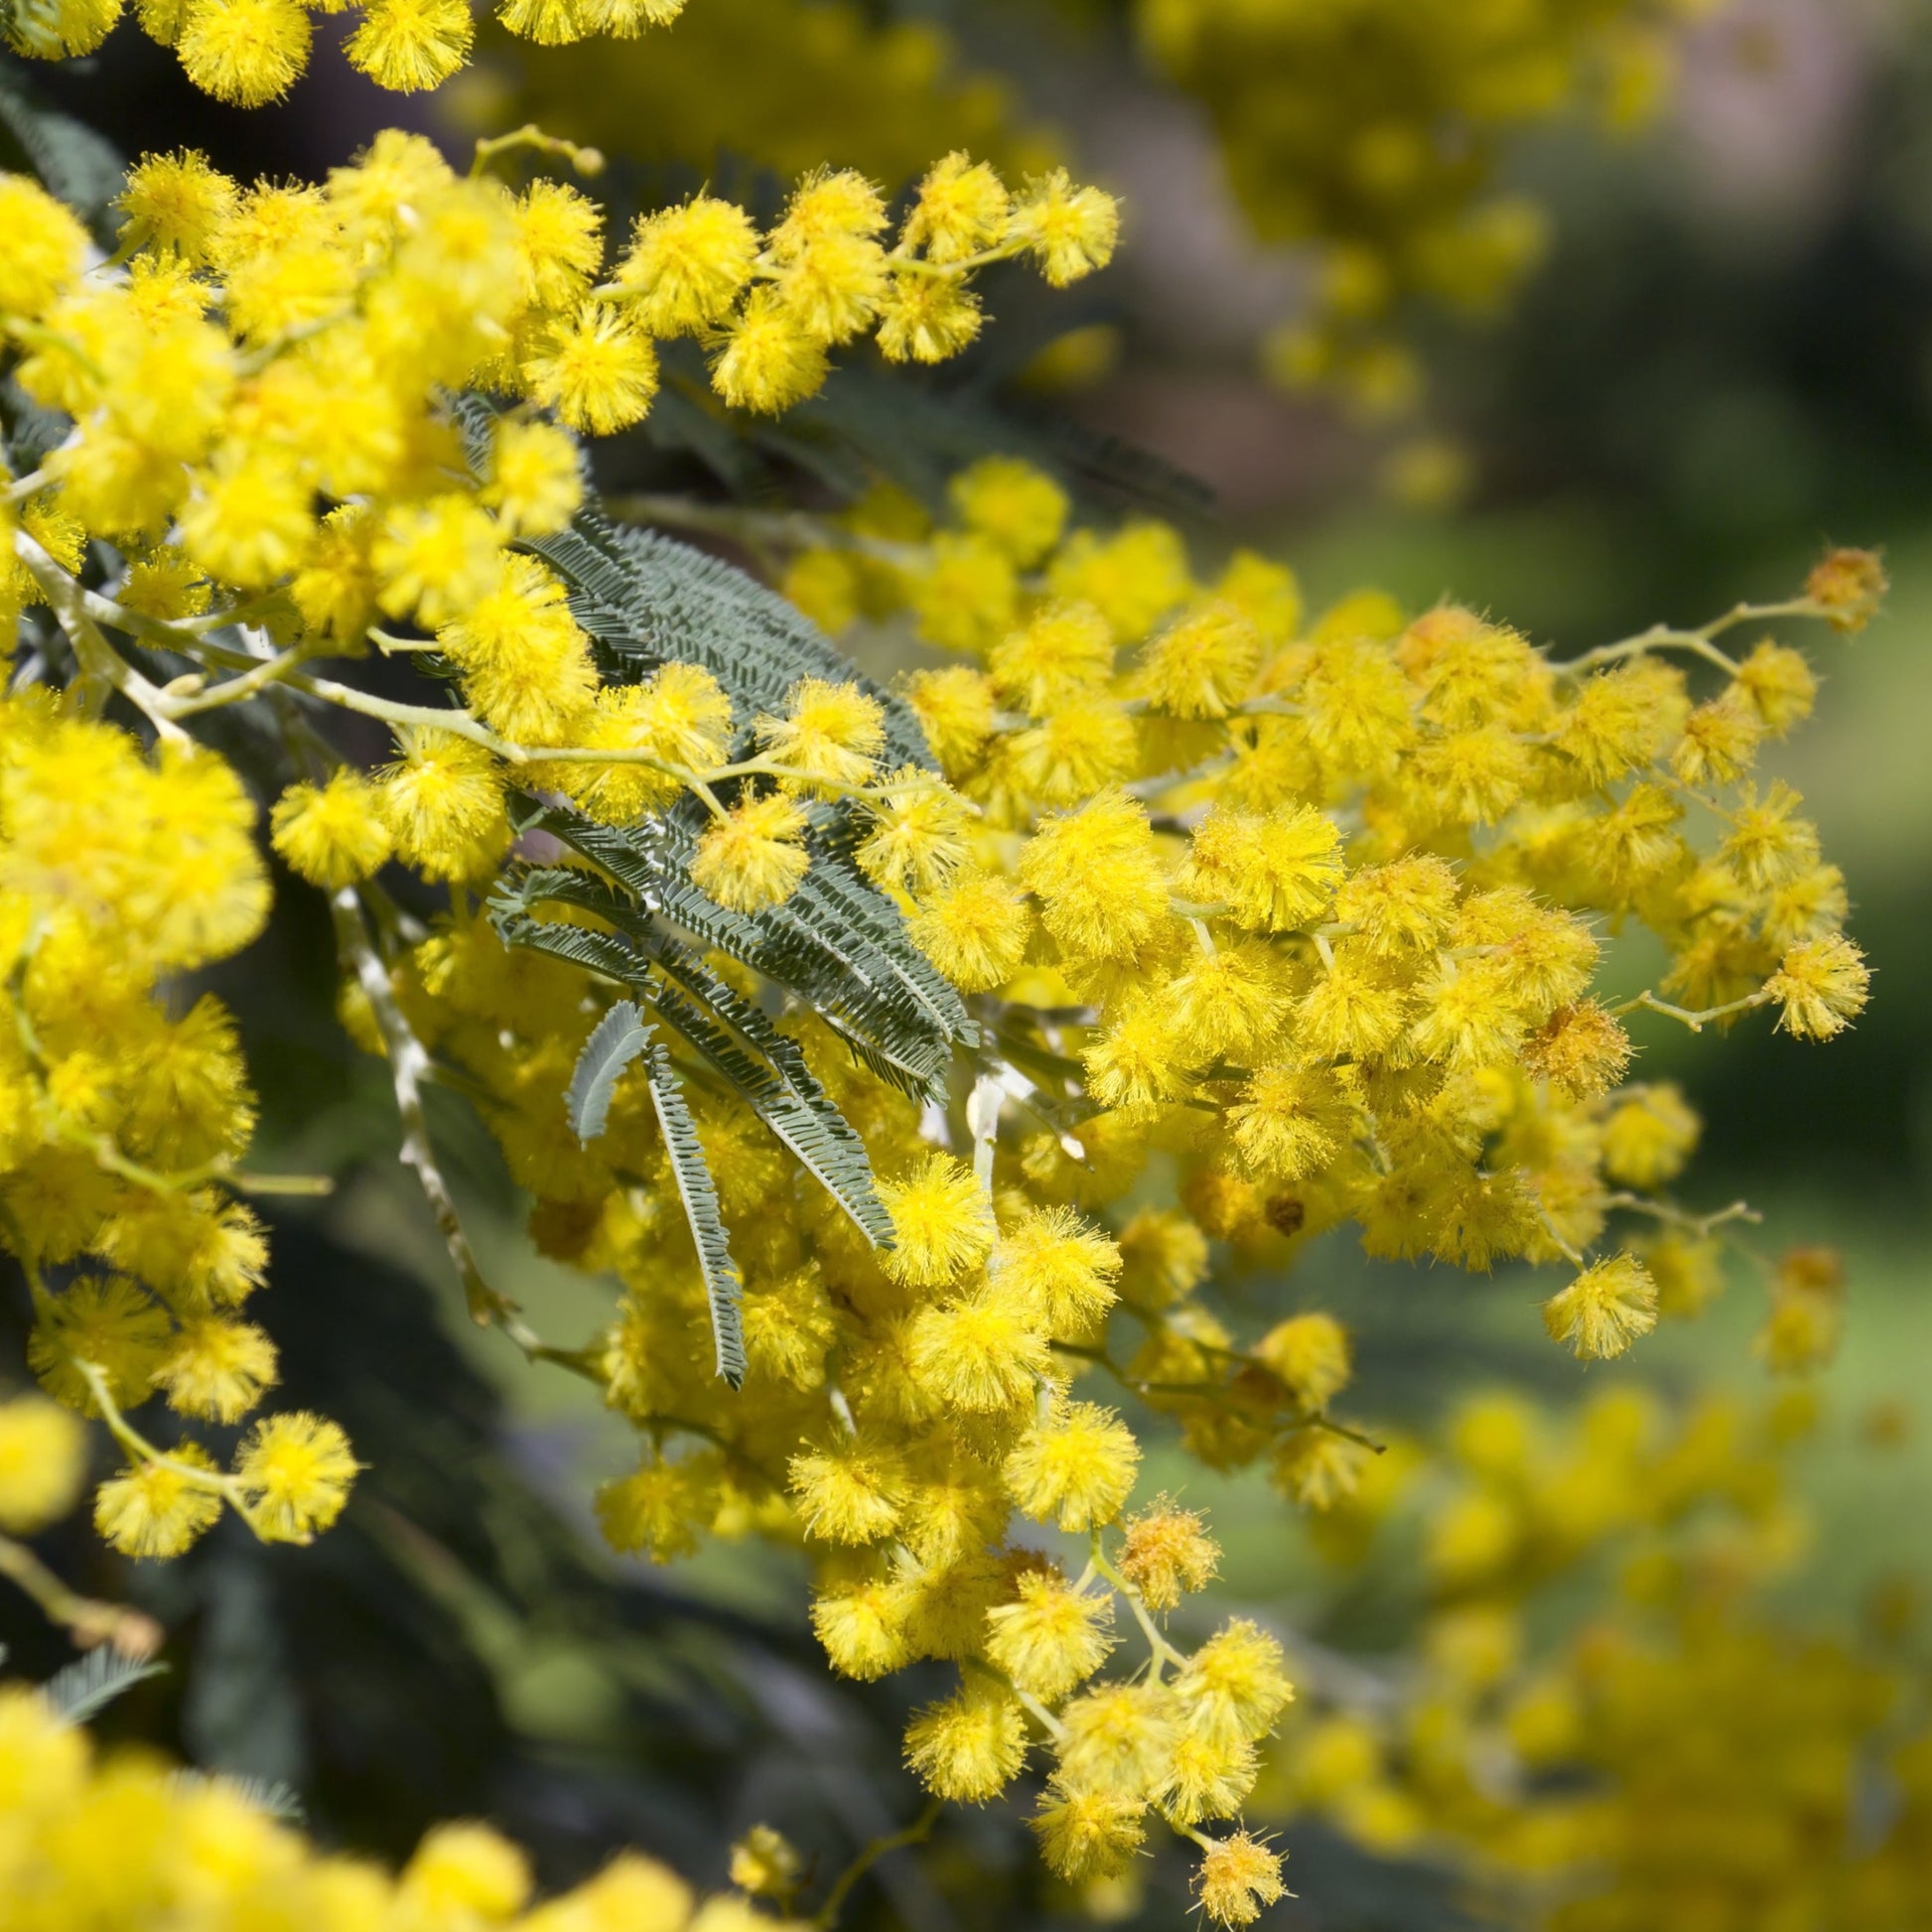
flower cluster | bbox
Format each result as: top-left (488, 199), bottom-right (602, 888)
top-left (1137, 0), bottom-right (1714, 418)
top-left (0, 125), bottom-right (1879, 1927)
top-left (0, 693), bottom-right (357, 1559)
top-left (5, 0), bottom-right (688, 104)
top-left (289, 467), bottom-right (1863, 1915)
top-left (1261, 1382), bottom-right (1932, 1929)
top-left (0, 1685), bottom-right (796, 1932)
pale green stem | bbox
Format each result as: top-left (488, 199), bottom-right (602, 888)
top-left (810, 1795), bottom-right (944, 1930)
top-left (1609, 987), bottom-right (1772, 1033)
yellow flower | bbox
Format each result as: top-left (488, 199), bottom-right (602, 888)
top-left (1031, 1782), bottom-right (1144, 1880)
top-left (709, 288), bottom-right (828, 415)
top-left (878, 1154), bottom-right (995, 1289)
top-left (270, 770), bottom-right (394, 889)
top-left (1004, 1401), bottom-right (1141, 1531)
top-left (177, 0), bottom-right (313, 106)
top-left (986, 1569), bottom-right (1114, 1700)
top-left (480, 417), bottom-right (584, 540)
top-left (522, 303), bottom-right (660, 435)
top-left (757, 677), bottom-right (886, 791)
top-left (233, 1411), bottom-right (358, 1542)
top-left (689, 793), bottom-right (811, 911)
top-left (904, 153), bottom-right (1013, 265)
top-left (1013, 169), bottom-right (1121, 286)
top-left (1173, 1619), bottom-right (1295, 1746)
top-left (1542, 1254), bottom-right (1659, 1360)
top-left (94, 1445), bottom-right (224, 1558)
top-left (346, 0), bottom-right (474, 91)
top-left (1254, 1312), bottom-right (1351, 1410)
top-left (619, 196), bottom-right (759, 335)
top-left (0, 1393), bottom-right (87, 1534)
top-left (1118, 1498), bottom-right (1220, 1612)
top-left (1138, 602), bottom-right (1261, 719)
top-left (399, 1822), bottom-right (532, 1923)
top-left (1766, 933), bottom-right (1870, 1040)
top-left (904, 1680), bottom-right (1028, 1802)
top-left (907, 867), bottom-right (1032, 992)
top-left (786, 1431), bottom-right (907, 1545)
top-left (907, 1288), bottom-right (1050, 1412)
top-left (1194, 1831), bottom-right (1288, 1928)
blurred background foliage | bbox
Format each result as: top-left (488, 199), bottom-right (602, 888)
top-left (5, 0), bottom-right (1931, 1924)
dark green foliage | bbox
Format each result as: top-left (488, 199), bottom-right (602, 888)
top-left (0, 51), bottom-right (124, 234)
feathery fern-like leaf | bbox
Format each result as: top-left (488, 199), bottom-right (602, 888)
top-left (41, 1649), bottom-right (168, 1727)
top-left (643, 1041), bottom-right (746, 1388)
top-left (566, 999), bottom-right (652, 1143)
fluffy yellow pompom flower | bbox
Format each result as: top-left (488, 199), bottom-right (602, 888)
top-left (1766, 933), bottom-right (1871, 1039)
top-left (786, 1431), bottom-right (906, 1544)
top-left (154, 1315), bottom-right (279, 1423)
top-left (270, 770), bottom-right (394, 889)
top-left (905, 1681), bottom-right (1028, 1802)
top-left (1226, 1064), bottom-right (1350, 1182)
top-left (710, 289), bottom-right (828, 415)
top-left (372, 494), bottom-right (501, 627)
top-left (1004, 1401), bottom-right (1141, 1531)
top-left (1013, 169), bottom-right (1122, 286)
top-left (178, 453), bottom-right (314, 589)
top-left (618, 196), bottom-right (759, 335)
top-left (903, 664), bottom-right (997, 775)
top-left (876, 274), bottom-right (983, 363)
top-left (1543, 1253), bottom-right (1660, 1360)
top-left (908, 1286), bottom-right (1052, 1412)
top-left (811, 1576), bottom-right (913, 1680)
top-left (989, 602), bottom-right (1114, 716)
top-left (1255, 1311), bottom-right (1351, 1410)
top-left (559, 663), bottom-right (736, 824)
top-left (1195, 1831), bottom-right (1289, 1928)
top-left (177, 0), bottom-right (313, 106)
top-left (94, 1445), bottom-right (224, 1558)
top-left (438, 553), bottom-right (598, 746)
top-left (481, 417), bottom-right (583, 539)
top-left (987, 1569), bottom-right (1115, 1700)
top-left (757, 677), bottom-right (886, 791)
top-left (1521, 1000), bottom-right (1632, 1098)
top-left (1600, 1083), bottom-right (1700, 1188)
top-left (1138, 601), bottom-right (1261, 719)
top-left (907, 868), bottom-right (1033, 992)
top-left (995, 1205), bottom-right (1121, 1334)
top-left (378, 729), bottom-right (508, 881)
top-left (878, 1154), bottom-right (995, 1289)
top-left (904, 152), bottom-right (1014, 265)
top-left (233, 1411), bottom-right (358, 1542)
top-left (1020, 787), bottom-right (1171, 964)
top-left (947, 457), bottom-right (1068, 569)
top-left (1806, 544), bottom-right (1887, 631)
top-left (345, 0), bottom-right (474, 91)
top-left (28, 1274), bottom-right (172, 1413)
top-left (0, 1393), bottom-right (87, 1534)
top-left (1173, 1619), bottom-right (1295, 1746)
top-left (1119, 1498), bottom-right (1220, 1612)
top-left (595, 1456), bottom-right (713, 1564)
top-left (117, 150), bottom-right (237, 265)
top-left (523, 302), bottom-right (659, 434)
top-left (1180, 803), bottom-right (1343, 932)
top-left (852, 770), bottom-right (968, 890)
top-left (1032, 1783), bottom-right (1145, 1881)
top-left (690, 794), bottom-right (811, 911)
